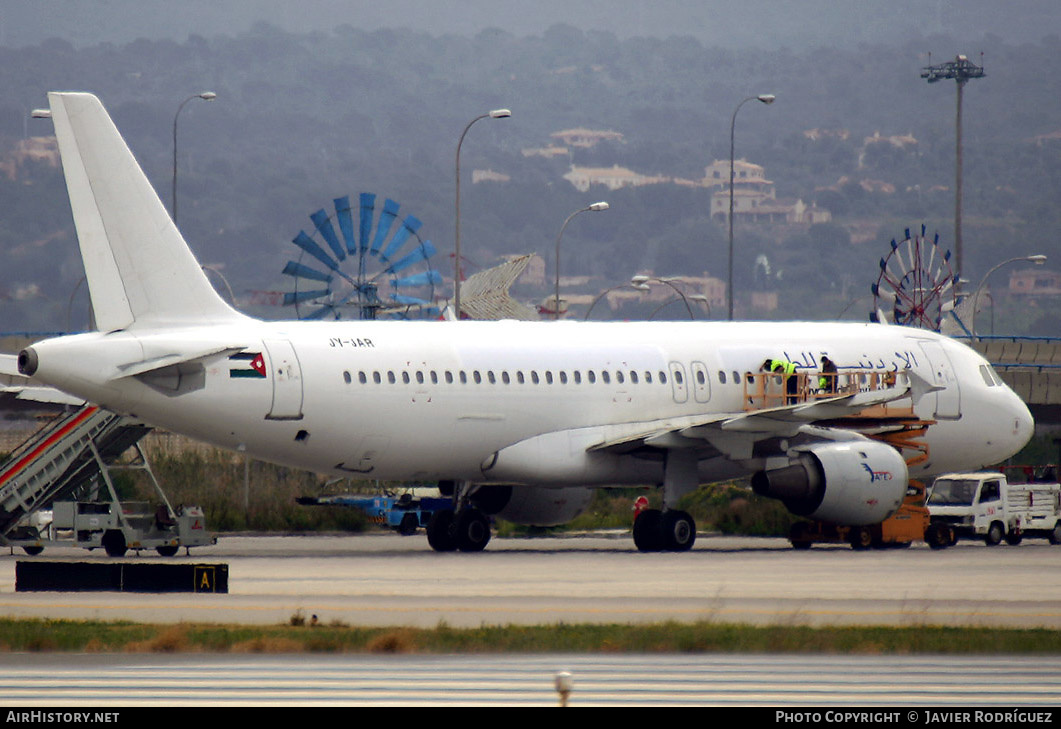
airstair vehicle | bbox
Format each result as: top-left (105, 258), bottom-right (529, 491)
top-left (0, 404), bottom-right (213, 556)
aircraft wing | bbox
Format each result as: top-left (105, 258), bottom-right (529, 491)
top-left (588, 371), bottom-right (932, 462)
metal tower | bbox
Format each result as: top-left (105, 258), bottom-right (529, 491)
top-left (921, 54), bottom-right (985, 289)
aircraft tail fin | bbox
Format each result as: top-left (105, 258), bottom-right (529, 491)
top-left (48, 92), bottom-right (243, 331)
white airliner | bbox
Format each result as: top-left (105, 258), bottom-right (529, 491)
top-left (4, 92), bottom-right (1034, 552)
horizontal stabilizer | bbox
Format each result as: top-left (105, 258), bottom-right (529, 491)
top-left (0, 385), bottom-right (85, 406)
top-left (112, 345), bottom-right (245, 380)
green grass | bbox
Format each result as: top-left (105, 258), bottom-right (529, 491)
top-left (1, 618), bottom-right (1059, 654)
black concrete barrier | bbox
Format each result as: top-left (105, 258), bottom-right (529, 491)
top-left (15, 561), bottom-right (228, 593)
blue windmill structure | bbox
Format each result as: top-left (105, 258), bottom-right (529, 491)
top-left (282, 194), bottom-right (442, 320)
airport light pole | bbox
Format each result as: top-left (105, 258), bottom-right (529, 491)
top-left (584, 282), bottom-right (646, 320)
top-left (172, 91), bottom-right (217, 226)
top-left (727, 93), bottom-right (775, 320)
top-left (922, 55), bottom-right (985, 289)
top-left (554, 202), bottom-right (609, 319)
top-left (631, 275), bottom-right (698, 320)
top-left (971, 255), bottom-right (1046, 338)
top-left (454, 108), bottom-right (510, 319)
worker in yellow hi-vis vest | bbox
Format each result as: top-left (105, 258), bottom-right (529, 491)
top-left (762, 357), bottom-right (799, 404)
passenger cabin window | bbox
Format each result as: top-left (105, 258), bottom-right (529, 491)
top-left (602, 371), bottom-right (611, 384)
top-left (616, 371), bottom-right (624, 384)
top-left (559, 371), bottom-right (568, 384)
top-left (718, 370), bottom-right (726, 384)
top-left (574, 371), bottom-right (582, 384)
top-left (373, 371), bottom-right (382, 384)
top-left (531, 371), bottom-right (540, 384)
top-left (402, 372), bottom-right (410, 384)
top-left (473, 371), bottom-right (482, 384)
top-left (487, 371), bottom-right (496, 384)
top-left (459, 371), bottom-right (467, 384)
top-left (588, 371), bottom-right (597, 384)
top-left (387, 371), bottom-right (396, 384)
top-left (630, 371), bottom-right (638, 384)
top-left (659, 371), bottom-right (667, 384)
top-left (415, 371), bottom-right (424, 384)
top-left (343, 371), bottom-right (352, 384)
top-left (359, 372), bottom-right (367, 384)
top-left (545, 371), bottom-right (554, 384)
top-left (517, 371), bottom-right (525, 384)
top-left (502, 371), bottom-right (510, 384)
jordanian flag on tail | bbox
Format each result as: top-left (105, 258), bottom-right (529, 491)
top-left (229, 352), bottom-right (266, 378)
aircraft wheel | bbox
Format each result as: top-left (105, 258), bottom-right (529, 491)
top-left (632, 509), bottom-right (663, 552)
top-left (102, 530), bottom-right (127, 557)
top-left (848, 526), bottom-right (873, 551)
top-left (156, 545), bottom-right (179, 557)
top-left (426, 509), bottom-right (458, 552)
top-left (789, 522), bottom-right (813, 550)
top-left (455, 509), bottom-right (491, 552)
top-left (985, 522), bottom-right (1004, 546)
top-left (660, 510), bottom-right (696, 552)
top-left (22, 546), bottom-right (43, 556)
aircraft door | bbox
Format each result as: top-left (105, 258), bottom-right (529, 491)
top-left (691, 361), bottom-right (711, 403)
top-left (918, 340), bottom-right (961, 419)
top-left (263, 338), bottom-right (304, 420)
top-left (668, 361), bottom-right (689, 404)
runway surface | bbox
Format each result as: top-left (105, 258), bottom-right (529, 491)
top-left (4, 653), bottom-right (1061, 707)
top-left (3, 532), bottom-right (1061, 629)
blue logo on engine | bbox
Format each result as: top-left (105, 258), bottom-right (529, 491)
top-left (862, 463), bottom-right (893, 482)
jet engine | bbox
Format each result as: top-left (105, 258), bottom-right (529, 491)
top-left (471, 485), bottom-right (593, 527)
top-left (751, 440), bottom-right (908, 525)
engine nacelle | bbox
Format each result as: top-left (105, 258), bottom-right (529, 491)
top-left (751, 440), bottom-right (908, 525)
top-left (471, 485), bottom-right (593, 527)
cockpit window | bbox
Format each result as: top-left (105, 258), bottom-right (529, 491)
top-left (987, 364), bottom-right (1004, 386)
top-left (979, 365), bottom-right (997, 387)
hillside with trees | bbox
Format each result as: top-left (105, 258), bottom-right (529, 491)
top-left (0, 23), bottom-right (1058, 331)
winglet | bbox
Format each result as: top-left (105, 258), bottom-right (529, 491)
top-left (47, 92), bottom-right (244, 331)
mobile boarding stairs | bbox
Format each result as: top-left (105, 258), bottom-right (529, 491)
top-left (0, 404), bottom-right (213, 556)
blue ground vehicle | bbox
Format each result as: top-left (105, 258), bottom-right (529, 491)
top-left (297, 491), bottom-right (452, 535)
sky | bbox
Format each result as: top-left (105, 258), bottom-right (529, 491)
top-left (1, 0), bottom-right (1057, 49)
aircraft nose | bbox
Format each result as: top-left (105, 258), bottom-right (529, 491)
top-left (1008, 391), bottom-right (1034, 455)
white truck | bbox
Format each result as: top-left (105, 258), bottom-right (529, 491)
top-left (925, 469), bottom-right (1061, 548)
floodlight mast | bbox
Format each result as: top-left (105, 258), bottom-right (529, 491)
top-left (921, 54), bottom-right (985, 291)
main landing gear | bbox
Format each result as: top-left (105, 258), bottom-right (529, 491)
top-left (633, 508), bottom-right (696, 552)
top-left (633, 449), bottom-right (699, 553)
top-left (425, 481), bottom-right (491, 552)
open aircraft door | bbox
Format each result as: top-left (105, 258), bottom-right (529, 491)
top-left (263, 339), bottom-right (304, 420)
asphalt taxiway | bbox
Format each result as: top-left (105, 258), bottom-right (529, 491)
top-left (2, 533), bottom-right (1060, 628)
